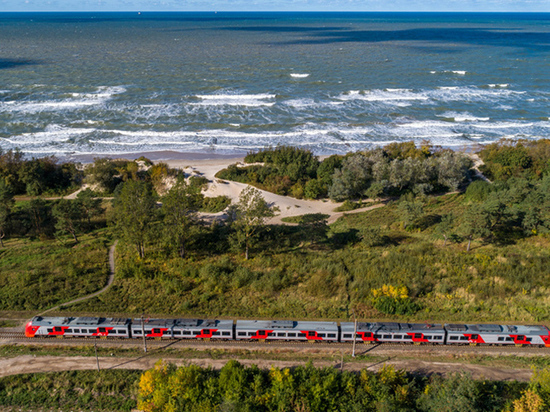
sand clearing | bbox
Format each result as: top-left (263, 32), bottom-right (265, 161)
top-left (163, 157), bottom-right (382, 224)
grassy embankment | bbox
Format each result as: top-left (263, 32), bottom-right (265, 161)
top-left (54, 192), bottom-right (550, 324)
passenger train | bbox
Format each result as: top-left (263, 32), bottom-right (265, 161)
top-left (25, 316), bottom-right (550, 347)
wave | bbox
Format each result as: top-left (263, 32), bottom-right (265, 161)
top-left (193, 93), bottom-right (276, 107)
top-left (0, 86), bottom-right (126, 113)
top-left (290, 73), bottom-right (310, 78)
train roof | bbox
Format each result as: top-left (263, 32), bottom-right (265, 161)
top-left (131, 318), bottom-right (233, 328)
top-left (445, 323), bottom-right (549, 335)
top-left (341, 322), bottom-right (444, 333)
top-left (30, 316), bottom-right (130, 327)
top-left (236, 320), bottom-right (339, 332)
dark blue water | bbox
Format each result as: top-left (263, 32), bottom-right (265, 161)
top-left (0, 12), bottom-right (549, 158)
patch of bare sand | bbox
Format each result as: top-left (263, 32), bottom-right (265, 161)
top-left (0, 355), bottom-right (532, 382)
top-left (165, 158), bottom-right (384, 224)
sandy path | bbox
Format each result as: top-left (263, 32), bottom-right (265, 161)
top-left (0, 354), bottom-right (532, 381)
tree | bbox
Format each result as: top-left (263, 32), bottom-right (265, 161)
top-left (53, 199), bottom-right (84, 243)
top-left (112, 180), bottom-right (157, 258)
top-left (161, 180), bottom-right (200, 258)
top-left (0, 181), bottom-right (14, 247)
top-left (436, 214), bottom-right (454, 246)
top-left (397, 199), bottom-right (424, 229)
top-left (228, 186), bottom-right (274, 260)
top-left (76, 188), bottom-right (104, 227)
top-left (86, 158), bottom-right (124, 193)
top-left (460, 207), bottom-right (491, 252)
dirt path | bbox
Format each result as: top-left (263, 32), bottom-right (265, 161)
top-left (0, 354), bottom-right (532, 381)
top-left (36, 241), bottom-right (117, 317)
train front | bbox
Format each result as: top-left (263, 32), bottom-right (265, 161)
top-left (25, 319), bottom-right (39, 337)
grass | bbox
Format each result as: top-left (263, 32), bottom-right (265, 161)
top-left (59, 192), bottom-right (550, 325)
top-left (0, 229), bottom-right (112, 311)
top-left (0, 369), bottom-right (140, 411)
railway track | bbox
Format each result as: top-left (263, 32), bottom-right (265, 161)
top-left (2, 331), bottom-right (550, 355)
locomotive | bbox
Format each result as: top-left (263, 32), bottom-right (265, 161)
top-left (25, 315), bottom-right (550, 347)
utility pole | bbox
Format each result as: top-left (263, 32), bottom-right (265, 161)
top-left (94, 341), bottom-right (100, 372)
top-left (141, 314), bottom-right (147, 353)
top-left (352, 310), bottom-right (357, 358)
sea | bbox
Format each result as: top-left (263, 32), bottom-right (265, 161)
top-left (0, 12), bottom-right (549, 160)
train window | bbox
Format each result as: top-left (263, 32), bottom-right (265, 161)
top-left (146, 330), bottom-right (152, 334)
top-left (74, 329), bottom-right (80, 333)
top-left (424, 336), bottom-right (432, 340)
top-left (66, 329), bottom-right (72, 333)
top-left (47, 328), bottom-right (53, 333)
top-left (449, 336), bottom-right (458, 340)
top-left (506, 337), bottom-right (513, 342)
top-left (470, 334), bottom-right (479, 340)
top-left (182, 331), bottom-right (191, 335)
top-left (213, 331), bottom-right (220, 336)
top-left (527, 338), bottom-right (532, 342)
top-left (288, 333), bottom-right (296, 337)
top-left (267, 332), bottom-right (274, 336)
top-left (174, 330), bottom-right (181, 335)
top-left (343, 334), bottom-right (352, 338)
top-left (238, 332), bottom-right (246, 336)
top-left (434, 336), bottom-right (442, 340)
top-left (460, 336), bottom-right (468, 341)
top-left (153, 328), bottom-right (161, 334)
top-left (277, 333), bottom-right (286, 337)
top-left (403, 335), bottom-right (412, 339)
top-left (258, 330), bottom-right (266, 335)
top-left (307, 331), bottom-right (315, 337)
top-left (328, 334), bottom-right (336, 338)
top-left (248, 332), bottom-right (255, 336)
top-left (374, 334), bottom-right (382, 339)
top-left (318, 333), bottom-right (326, 338)
top-left (414, 333), bottom-right (422, 339)
top-left (222, 332), bottom-right (230, 336)
top-left (298, 333), bottom-right (306, 338)
top-left (498, 337), bottom-right (504, 341)
top-left (517, 335), bottom-right (525, 340)
top-left (98, 328), bottom-right (106, 333)
top-left (394, 335), bottom-right (402, 339)
top-left (54, 327), bottom-right (63, 332)
top-left (134, 330), bottom-right (141, 334)
top-left (383, 335), bottom-right (391, 339)
top-left (163, 330), bottom-right (171, 335)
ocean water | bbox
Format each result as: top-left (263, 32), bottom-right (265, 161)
top-left (0, 12), bottom-right (549, 159)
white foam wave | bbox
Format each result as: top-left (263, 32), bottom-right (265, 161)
top-left (437, 112), bottom-right (490, 122)
top-left (337, 89), bottom-right (429, 103)
top-left (4, 125), bottom-right (94, 144)
top-left (193, 93), bottom-right (276, 107)
top-left (290, 73), bottom-right (310, 78)
top-left (0, 86), bottom-right (126, 113)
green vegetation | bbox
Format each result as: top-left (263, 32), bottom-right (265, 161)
top-left (478, 139), bottom-right (550, 181)
top-left (215, 143), bottom-right (472, 201)
top-left (0, 149), bottom-right (82, 196)
top-left (0, 232), bottom-right (111, 311)
top-left (0, 370), bottom-right (140, 411)
top-left (137, 360), bottom-right (534, 412)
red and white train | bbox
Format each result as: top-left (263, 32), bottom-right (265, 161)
top-left (25, 315), bottom-right (550, 347)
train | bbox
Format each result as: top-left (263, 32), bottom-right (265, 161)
top-left (25, 315), bottom-right (550, 347)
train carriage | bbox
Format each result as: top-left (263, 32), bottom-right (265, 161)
top-left (235, 320), bottom-right (339, 342)
top-left (130, 318), bottom-right (234, 340)
top-left (340, 322), bottom-right (446, 344)
top-left (445, 323), bottom-right (550, 346)
top-left (25, 316), bottom-right (131, 338)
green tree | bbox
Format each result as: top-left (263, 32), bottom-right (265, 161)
top-left (52, 199), bottom-right (84, 243)
top-left (76, 188), bottom-right (104, 227)
top-left (460, 207), bottom-right (491, 252)
top-left (417, 372), bottom-right (482, 412)
top-left (436, 214), bottom-right (454, 246)
top-left (228, 186), bottom-right (274, 260)
top-left (112, 180), bottom-right (157, 258)
top-left (397, 199), bottom-right (424, 229)
top-left (161, 180), bottom-right (200, 258)
top-left (86, 158), bottom-right (124, 193)
top-left (0, 181), bottom-right (14, 247)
